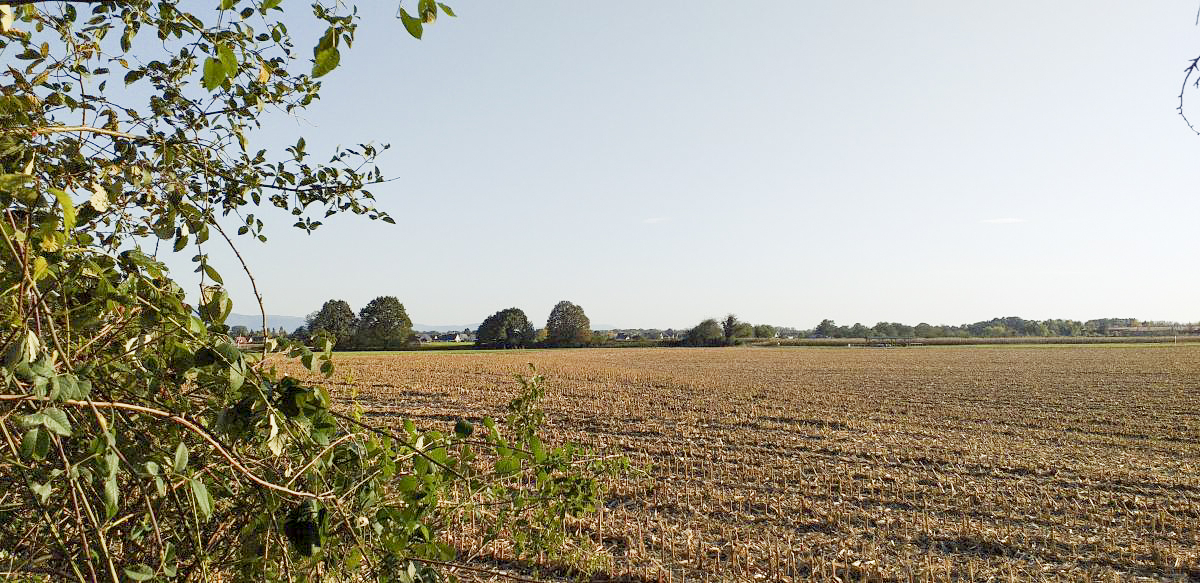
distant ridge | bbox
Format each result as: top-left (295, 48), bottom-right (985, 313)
top-left (225, 313), bottom-right (307, 331)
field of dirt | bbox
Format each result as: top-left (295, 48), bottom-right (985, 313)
top-left (290, 345), bottom-right (1200, 582)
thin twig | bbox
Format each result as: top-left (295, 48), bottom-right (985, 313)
top-left (0, 395), bottom-right (327, 500)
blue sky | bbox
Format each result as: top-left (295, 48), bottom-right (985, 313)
top-left (169, 2), bottom-right (1200, 329)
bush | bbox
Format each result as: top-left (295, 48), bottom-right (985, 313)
top-left (0, 3), bottom-right (617, 580)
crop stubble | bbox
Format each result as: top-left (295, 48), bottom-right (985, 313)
top-left (289, 345), bottom-right (1200, 582)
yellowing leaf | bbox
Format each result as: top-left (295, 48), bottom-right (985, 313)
top-left (31, 256), bottom-right (47, 281)
top-left (89, 183), bottom-right (109, 212)
top-left (50, 188), bottom-right (75, 231)
top-left (22, 331), bottom-right (41, 362)
top-left (267, 413), bottom-right (283, 456)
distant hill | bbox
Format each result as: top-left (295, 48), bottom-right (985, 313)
top-left (226, 313), bottom-right (307, 332)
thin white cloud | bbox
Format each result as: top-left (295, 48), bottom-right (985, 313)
top-left (642, 217), bottom-right (671, 224)
top-left (980, 217), bottom-right (1027, 224)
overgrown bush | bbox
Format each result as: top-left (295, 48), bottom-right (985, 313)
top-left (0, 2), bottom-right (617, 580)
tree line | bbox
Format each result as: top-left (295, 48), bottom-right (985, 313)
top-left (288, 299), bottom-right (595, 350)
top-left (280, 302), bottom-right (1179, 351)
top-left (806, 317), bottom-right (1172, 339)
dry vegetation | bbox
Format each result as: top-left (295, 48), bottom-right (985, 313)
top-left (284, 345), bottom-right (1200, 582)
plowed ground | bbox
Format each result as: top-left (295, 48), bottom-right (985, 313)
top-left (295, 345), bottom-right (1200, 582)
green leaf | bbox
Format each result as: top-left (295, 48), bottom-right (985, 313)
top-left (219, 0), bottom-right (235, 10)
top-left (418, 0), bottom-right (437, 22)
top-left (217, 42), bottom-right (237, 74)
top-left (397, 475), bottom-right (418, 493)
top-left (41, 407), bottom-right (71, 436)
top-left (186, 316), bottom-right (206, 335)
top-left (398, 8), bottom-right (423, 39)
top-left (173, 442), bottom-right (188, 473)
top-left (530, 435), bottom-right (546, 463)
top-left (312, 46), bottom-right (340, 78)
top-left (228, 365), bottom-right (244, 391)
top-left (202, 264), bottom-right (223, 285)
top-left (104, 474), bottom-right (119, 519)
top-left (454, 418), bottom-right (473, 438)
top-left (494, 457), bottom-right (519, 475)
top-left (124, 565), bottom-right (156, 581)
top-left (438, 3), bottom-right (456, 17)
top-left (29, 480), bottom-right (52, 504)
top-left (20, 427), bottom-right (48, 460)
top-left (51, 188), bottom-right (75, 231)
top-left (190, 478), bottom-right (212, 519)
top-left (201, 57), bottom-right (225, 91)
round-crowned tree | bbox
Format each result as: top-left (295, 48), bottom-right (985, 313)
top-left (545, 300), bottom-right (591, 346)
top-left (307, 299), bottom-right (358, 349)
top-left (355, 296), bottom-right (414, 349)
top-left (477, 308), bottom-right (536, 348)
top-left (684, 318), bottom-right (725, 346)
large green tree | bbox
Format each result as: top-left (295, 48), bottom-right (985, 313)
top-left (545, 300), bottom-right (591, 346)
top-left (476, 307), bottom-right (535, 348)
top-left (0, 2), bottom-right (615, 581)
top-left (307, 299), bottom-right (358, 349)
top-left (684, 318), bottom-right (724, 346)
top-left (355, 295), bottom-right (413, 349)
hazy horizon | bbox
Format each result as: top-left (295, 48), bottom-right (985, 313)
top-left (165, 2), bottom-right (1200, 329)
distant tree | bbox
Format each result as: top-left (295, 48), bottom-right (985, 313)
top-left (814, 319), bottom-right (838, 337)
top-left (230, 325), bottom-right (250, 338)
top-left (477, 308), bottom-right (536, 348)
top-left (685, 319), bottom-right (725, 346)
top-left (307, 299), bottom-right (358, 349)
top-left (1025, 321), bottom-right (1050, 337)
top-left (355, 296), bottom-right (414, 350)
top-left (722, 314), bottom-right (740, 342)
top-left (752, 324), bottom-right (777, 339)
top-left (848, 323), bottom-right (871, 339)
top-left (733, 322), bottom-right (754, 338)
top-left (290, 325), bottom-right (311, 343)
top-left (545, 301), bottom-right (591, 346)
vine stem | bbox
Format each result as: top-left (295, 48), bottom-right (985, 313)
top-left (0, 395), bottom-right (327, 500)
top-left (207, 219), bottom-right (270, 363)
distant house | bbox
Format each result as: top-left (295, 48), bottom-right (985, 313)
top-left (235, 336), bottom-right (250, 346)
top-left (435, 333), bottom-right (473, 342)
top-left (417, 334), bottom-right (434, 343)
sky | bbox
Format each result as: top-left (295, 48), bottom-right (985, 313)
top-left (167, 1), bottom-right (1200, 329)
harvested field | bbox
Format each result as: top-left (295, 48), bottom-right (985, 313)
top-left (287, 345), bottom-right (1200, 582)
